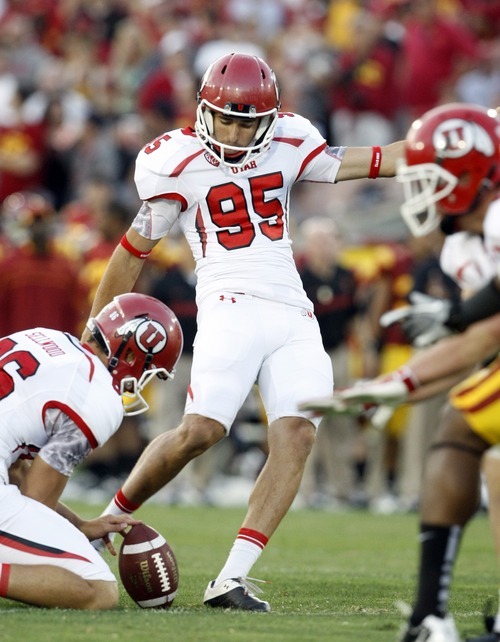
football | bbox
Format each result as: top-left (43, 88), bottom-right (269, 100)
top-left (118, 523), bottom-right (179, 608)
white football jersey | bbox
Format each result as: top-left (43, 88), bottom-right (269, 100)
top-left (0, 328), bottom-right (123, 484)
top-left (132, 113), bottom-right (345, 308)
top-left (440, 198), bottom-right (500, 292)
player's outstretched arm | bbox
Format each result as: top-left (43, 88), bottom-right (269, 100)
top-left (408, 312), bottom-right (500, 388)
top-left (300, 313), bottom-right (500, 415)
top-left (335, 140), bottom-right (405, 182)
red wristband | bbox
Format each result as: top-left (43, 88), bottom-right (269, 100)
top-left (394, 366), bottom-right (420, 393)
top-left (0, 564), bottom-right (11, 597)
top-left (368, 145), bottom-right (382, 179)
top-left (120, 234), bottom-right (152, 259)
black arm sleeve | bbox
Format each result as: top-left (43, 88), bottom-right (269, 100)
top-left (446, 278), bottom-right (500, 332)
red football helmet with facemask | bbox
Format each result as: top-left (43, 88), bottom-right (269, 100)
top-left (86, 293), bottom-right (183, 415)
top-left (396, 103), bottom-right (500, 237)
top-left (195, 53), bottom-right (281, 167)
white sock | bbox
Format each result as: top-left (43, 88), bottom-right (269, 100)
top-left (101, 489), bottom-right (139, 516)
top-left (214, 529), bottom-right (268, 584)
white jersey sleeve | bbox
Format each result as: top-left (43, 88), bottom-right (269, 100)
top-left (483, 197), bottom-right (500, 275)
top-left (440, 199), bottom-right (500, 292)
top-left (131, 116), bottom-right (346, 308)
top-left (440, 232), bottom-right (496, 292)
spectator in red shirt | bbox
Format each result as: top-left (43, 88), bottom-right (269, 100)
top-left (399, 0), bottom-right (491, 124)
top-left (0, 86), bottom-right (46, 202)
top-left (329, 9), bottom-right (402, 146)
top-left (0, 191), bottom-right (85, 337)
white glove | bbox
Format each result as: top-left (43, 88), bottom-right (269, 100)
top-left (380, 292), bottom-right (454, 348)
top-left (299, 366), bottom-right (419, 415)
top-left (299, 395), bottom-right (367, 416)
top-left (338, 378), bottom-right (410, 406)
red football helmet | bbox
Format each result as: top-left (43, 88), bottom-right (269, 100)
top-left (87, 293), bottom-right (184, 415)
top-left (396, 103), bottom-right (500, 236)
top-left (195, 53), bottom-right (280, 167)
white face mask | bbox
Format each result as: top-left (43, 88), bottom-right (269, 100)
top-left (195, 103), bottom-right (278, 168)
top-left (396, 159), bottom-right (459, 237)
top-left (120, 367), bottom-right (173, 416)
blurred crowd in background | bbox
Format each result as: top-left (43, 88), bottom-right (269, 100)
top-left (0, 0), bottom-right (498, 512)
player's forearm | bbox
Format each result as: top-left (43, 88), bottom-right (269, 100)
top-left (407, 314), bottom-right (500, 387)
top-left (88, 244), bottom-right (145, 320)
top-left (336, 140), bottom-right (405, 181)
top-left (408, 370), bottom-right (473, 402)
top-left (56, 501), bottom-right (84, 529)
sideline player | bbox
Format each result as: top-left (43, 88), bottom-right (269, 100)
top-left (301, 102), bottom-right (500, 641)
top-left (84, 52), bottom-right (405, 611)
top-left (0, 292), bottom-right (183, 609)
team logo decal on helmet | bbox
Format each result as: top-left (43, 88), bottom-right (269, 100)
top-left (132, 320), bottom-right (168, 354)
top-left (87, 293), bottom-right (183, 415)
top-left (433, 119), bottom-right (496, 160)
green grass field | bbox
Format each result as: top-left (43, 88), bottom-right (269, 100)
top-left (0, 503), bottom-right (496, 642)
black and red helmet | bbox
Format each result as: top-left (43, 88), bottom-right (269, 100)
top-left (87, 293), bottom-right (184, 415)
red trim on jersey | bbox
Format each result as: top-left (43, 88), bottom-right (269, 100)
top-left (0, 530), bottom-right (91, 562)
top-left (0, 564), bottom-right (10, 597)
top-left (453, 363), bottom-right (500, 412)
top-left (464, 389), bottom-right (500, 413)
top-left (80, 344), bottom-right (96, 382)
top-left (171, 149), bottom-right (205, 177)
top-left (454, 363), bottom-right (500, 401)
top-left (152, 192), bottom-right (188, 211)
top-left (42, 401), bottom-right (99, 449)
top-left (273, 137), bottom-right (304, 147)
top-left (181, 126), bottom-right (197, 137)
top-left (120, 234), bottom-right (152, 259)
top-left (296, 142), bottom-right (328, 180)
top-left (237, 528), bottom-right (268, 549)
top-left (195, 205), bottom-right (207, 257)
top-left (368, 146), bottom-right (382, 179)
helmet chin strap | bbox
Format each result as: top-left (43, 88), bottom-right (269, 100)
top-left (108, 336), bottom-right (128, 371)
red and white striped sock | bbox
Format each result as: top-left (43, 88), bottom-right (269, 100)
top-left (102, 488), bottom-right (141, 516)
top-left (214, 528), bottom-right (269, 584)
top-left (0, 563), bottom-right (11, 597)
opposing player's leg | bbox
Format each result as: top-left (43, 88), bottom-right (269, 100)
top-left (483, 447), bottom-right (500, 560)
top-left (400, 359), bottom-right (500, 641)
top-left (399, 405), bottom-right (486, 641)
top-left (465, 448), bottom-right (500, 642)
